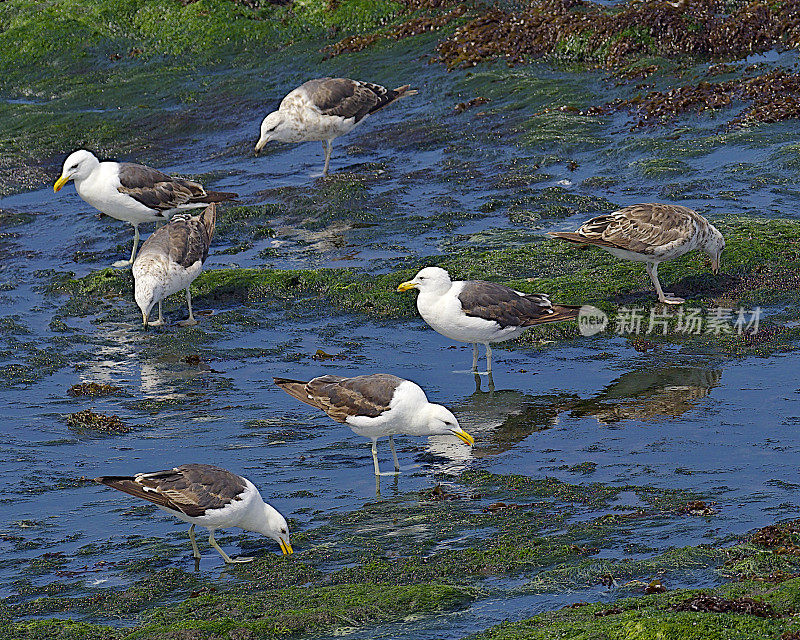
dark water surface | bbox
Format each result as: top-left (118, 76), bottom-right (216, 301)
top-left (2, 36), bottom-right (800, 638)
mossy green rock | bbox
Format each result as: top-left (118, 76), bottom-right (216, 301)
top-left (469, 580), bottom-right (800, 640)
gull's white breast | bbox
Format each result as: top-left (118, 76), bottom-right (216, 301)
top-left (416, 282), bottom-right (527, 344)
top-left (75, 162), bottom-right (160, 224)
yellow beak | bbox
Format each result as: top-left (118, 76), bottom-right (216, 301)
top-left (711, 259), bottom-right (720, 275)
top-left (53, 174), bottom-right (70, 192)
top-left (452, 428), bottom-right (475, 446)
top-left (397, 280), bottom-right (417, 292)
top-left (279, 538), bottom-right (293, 555)
top-left (255, 138), bottom-right (267, 153)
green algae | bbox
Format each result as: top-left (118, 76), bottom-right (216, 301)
top-left (0, 0), bottom-right (416, 194)
top-left (10, 476), bottom-right (800, 640)
top-left (0, 620), bottom-right (117, 640)
top-left (467, 584), bottom-right (800, 640)
top-left (133, 582), bottom-right (473, 639)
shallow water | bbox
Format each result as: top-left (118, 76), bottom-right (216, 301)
top-left (1, 32), bottom-right (800, 638)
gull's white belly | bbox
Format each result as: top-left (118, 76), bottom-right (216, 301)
top-left (345, 381), bottom-right (429, 439)
top-left (161, 260), bottom-right (203, 300)
top-left (279, 95), bottom-right (359, 141)
top-left (76, 164), bottom-right (162, 225)
top-left (289, 112), bottom-right (357, 142)
top-left (161, 481), bottom-right (258, 531)
top-left (417, 291), bottom-right (526, 345)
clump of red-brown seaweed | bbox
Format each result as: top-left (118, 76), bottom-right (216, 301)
top-left (606, 69), bottom-right (800, 127)
top-left (436, 0), bottom-right (800, 70)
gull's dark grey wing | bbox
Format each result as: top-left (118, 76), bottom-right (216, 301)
top-left (117, 163), bottom-right (236, 212)
top-left (95, 463), bottom-right (246, 518)
top-left (274, 373), bottom-right (402, 423)
top-left (167, 204), bottom-right (216, 268)
top-left (301, 78), bottom-right (415, 122)
top-left (459, 280), bottom-right (579, 327)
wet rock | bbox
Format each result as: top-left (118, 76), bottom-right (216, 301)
top-left (594, 606), bottom-right (621, 616)
top-left (312, 348), bottom-right (345, 360)
top-left (67, 382), bottom-right (124, 398)
top-left (323, 4), bottom-right (467, 58)
top-left (684, 500), bottom-right (716, 516)
top-left (65, 409), bottom-right (129, 434)
top-left (454, 97), bottom-right (490, 114)
top-left (609, 69), bottom-right (800, 128)
top-left (751, 521), bottom-right (800, 555)
top-left (644, 578), bottom-right (667, 594)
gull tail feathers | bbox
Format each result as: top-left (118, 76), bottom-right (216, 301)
top-left (198, 190), bottom-right (238, 204)
top-left (522, 304), bottom-right (581, 326)
top-left (200, 203), bottom-right (217, 243)
top-left (273, 377), bottom-right (326, 411)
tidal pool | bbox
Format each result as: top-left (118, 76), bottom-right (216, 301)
top-left (1, 17), bottom-right (800, 640)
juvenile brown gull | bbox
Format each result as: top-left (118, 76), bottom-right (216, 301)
top-left (54, 149), bottom-right (236, 267)
top-left (95, 463), bottom-right (293, 564)
top-left (132, 203), bottom-right (215, 328)
top-left (397, 267), bottom-right (580, 373)
top-left (255, 77), bottom-right (418, 176)
top-left (273, 373), bottom-right (474, 476)
top-left (548, 203), bottom-right (725, 304)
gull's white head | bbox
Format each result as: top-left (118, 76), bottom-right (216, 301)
top-left (254, 502), bottom-right (293, 555)
top-left (54, 149), bottom-right (99, 192)
top-left (397, 266), bottom-right (453, 296)
top-left (255, 112), bottom-right (289, 152)
top-left (702, 225), bottom-right (725, 275)
top-left (418, 402), bottom-right (474, 446)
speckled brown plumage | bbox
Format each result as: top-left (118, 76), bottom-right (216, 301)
top-left (95, 464), bottom-right (246, 518)
top-left (273, 374), bottom-right (401, 423)
top-left (458, 280), bottom-right (580, 328)
top-left (303, 78), bottom-right (415, 122)
top-left (548, 203), bottom-right (702, 255)
top-left (140, 204), bottom-right (216, 269)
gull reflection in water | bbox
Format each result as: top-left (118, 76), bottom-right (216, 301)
top-left (568, 366), bottom-right (722, 425)
top-left (423, 365), bottom-right (722, 472)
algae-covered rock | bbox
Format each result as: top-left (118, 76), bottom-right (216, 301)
top-left (65, 409), bottom-right (129, 434)
top-left (67, 382), bottom-right (124, 397)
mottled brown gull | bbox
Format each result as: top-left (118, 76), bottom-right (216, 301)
top-left (397, 267), bottom-right (580, 373)
top-left (54, 150), bottom-right (235, 267)
top-left (132, 203), bottom-right (216, 328)
top-left (274, 373), bottom-right (473, 476)
top-left (255, 77), bottom-right (417, 176)
top-left (95, 463), bottom-right (293, 564)
top-left (549, 203), bottom-right (725, 304)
